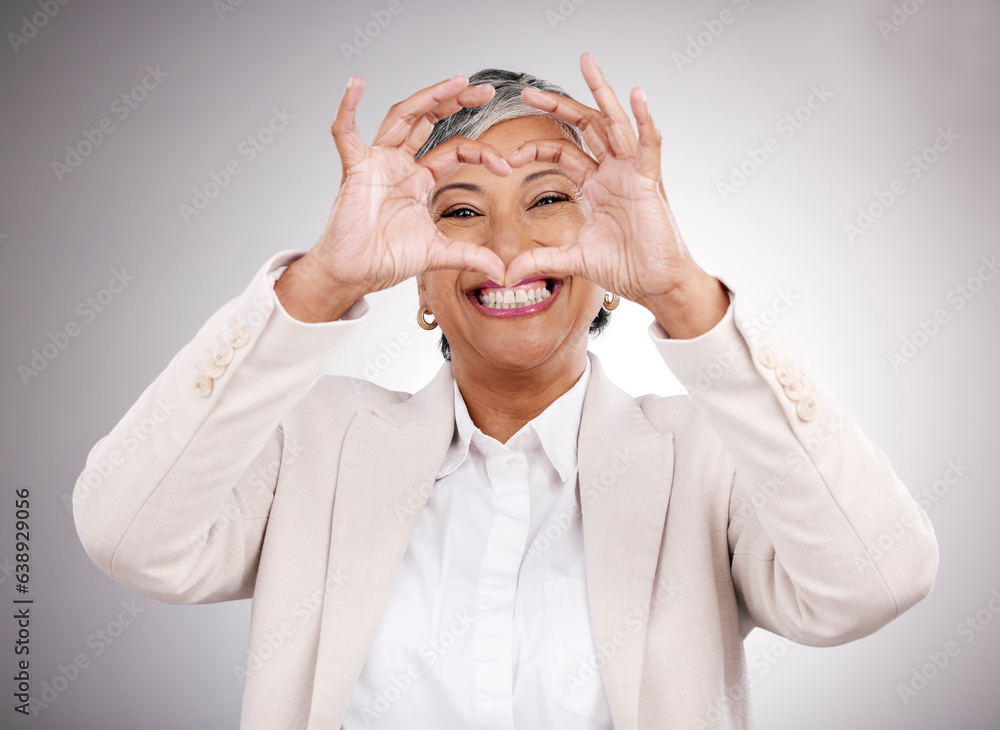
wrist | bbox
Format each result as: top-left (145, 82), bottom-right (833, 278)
top-left (640, 272), bottom-right (729, 339)
top-left (273, 255), bottom-right (368, 323)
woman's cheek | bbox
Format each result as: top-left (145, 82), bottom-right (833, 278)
top-left (436, 221), bottom-right (487, 245)
top-left (535, 212), bottom-right (584, 246)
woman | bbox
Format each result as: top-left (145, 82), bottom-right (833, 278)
top-left (73, 53), bottom-right (938, 729)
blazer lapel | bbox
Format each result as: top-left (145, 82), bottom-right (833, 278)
top-left (307, 363), bottom-right (457, 729)
top-left (306, 352), bottom-right (676, 729)
top-left (579, 353), bottom-right (676, 730)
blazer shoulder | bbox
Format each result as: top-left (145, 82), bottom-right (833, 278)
top-left (634, 390), bottom-right (734, 479)
top-left (634, 391), bottom-right (712, 437)
top-left (283, 374), bottom-right (414, 427)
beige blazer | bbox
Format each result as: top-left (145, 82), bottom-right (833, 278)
top-left (73, 251), bottom-right (938, 729)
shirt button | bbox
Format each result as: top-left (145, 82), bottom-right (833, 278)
top-left (514, 435), bottom-right (527, 448)
top-left (507, 459), bottom-right (521, 472)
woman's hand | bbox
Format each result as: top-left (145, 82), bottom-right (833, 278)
top-left (503, 53), bottom-right (729, 338)
top-left (275, 75), bottom-right (511, 323)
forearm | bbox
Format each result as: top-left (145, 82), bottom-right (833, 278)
top-left (650, 290), bottom-right (938, 643)
top-left (73, 250), bottom-right (368, 602)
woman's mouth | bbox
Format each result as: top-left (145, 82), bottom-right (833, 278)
top-left (466, 277), bottom-right (563, 318)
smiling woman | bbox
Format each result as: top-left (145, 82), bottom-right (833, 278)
top-left (413, 69), bottom-right (609, 361)
top-left (72, 53), bottom-right (938, 729)
top-left (423, 114), bottom-right (605, 349)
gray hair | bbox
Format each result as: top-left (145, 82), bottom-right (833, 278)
top-left (414, 68), bottom-right (610, 362)
top-left (415, 68), bottom-right (594, 160)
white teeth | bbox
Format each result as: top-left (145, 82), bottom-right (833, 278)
top-left (476, 281), bottom-right (552, 309)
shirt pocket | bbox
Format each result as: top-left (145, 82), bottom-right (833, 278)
top-left (544, 576), bottom-right (615, 729)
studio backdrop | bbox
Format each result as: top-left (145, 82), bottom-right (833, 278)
top-left (1, 0), bottom-right (998, 728)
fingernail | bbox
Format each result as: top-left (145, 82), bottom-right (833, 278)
top-left (345, 76), bottom-right (354, 90)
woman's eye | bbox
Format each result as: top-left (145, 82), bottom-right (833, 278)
top-left (441, 207), bottom-right (477, 219)
top-left (534, 193), bottom-right (570, 207)
top-left (439, 194), bottom-right (569, 219)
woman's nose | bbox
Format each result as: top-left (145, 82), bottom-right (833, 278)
top-left (484, 219), bottom-right (537, 269)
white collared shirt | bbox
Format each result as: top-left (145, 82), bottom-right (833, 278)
top-left (342, 356), bottom-right (614, 729)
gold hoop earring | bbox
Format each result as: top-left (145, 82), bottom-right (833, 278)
top-left (417, 305), bottom-right (438, 330)
top-left (603, 292), bottom-right (620, 311)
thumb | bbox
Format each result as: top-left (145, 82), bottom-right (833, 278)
top-left (504, 244), bottom-right (588, 288)
top-left (425, 234), bottom-right (508, 287)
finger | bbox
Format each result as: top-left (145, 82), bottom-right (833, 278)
top-left (504, 243), bottom-right (589, 287)
top-left (506, 138), bottom-right (599, 187)
top-left (436, 83), bottom-right (496, 122)
top-left (373, 75), bottom-right (479, 149)
top-left (630, 86), bottom-right (662, 179)
top-left (377, 83), bottom-right (497, 151)
top-left (374, 75), bottom-right (470, 148)
top-left (416, 135), bottom-right (511, 182)
top-left (331, 76), bottom-right (368, 173)
top-left (399, 84), bottom-right (497, 158)
top-left (520, 86), bottom-right (612, 161)
top-left (579, 52), bottom-right (637, 159)
top-left (426, 233), bottom-right (508, 285)
top-left (402, 113), bottom-right (436, 157)
top-left (401, 84), bottom-right (497, 156)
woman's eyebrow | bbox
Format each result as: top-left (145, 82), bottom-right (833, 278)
top-left (429, 168), bottom-right (574, 207)
top-left (521, 168), bottom-right (572, 186)
top-left (430, 182), bottom-right (481, 208)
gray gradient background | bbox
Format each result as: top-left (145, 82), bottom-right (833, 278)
top-left (1, 0), bottom-right (998, 728)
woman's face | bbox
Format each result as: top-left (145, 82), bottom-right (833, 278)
top-left (418, 115), bottom-right (604, 374)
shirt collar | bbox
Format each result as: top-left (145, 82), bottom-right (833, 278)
top-left (436, 357), bottom-right (592, 483)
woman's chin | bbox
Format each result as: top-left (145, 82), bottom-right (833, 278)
top-left (458, 333), bottom-right (566, 374)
